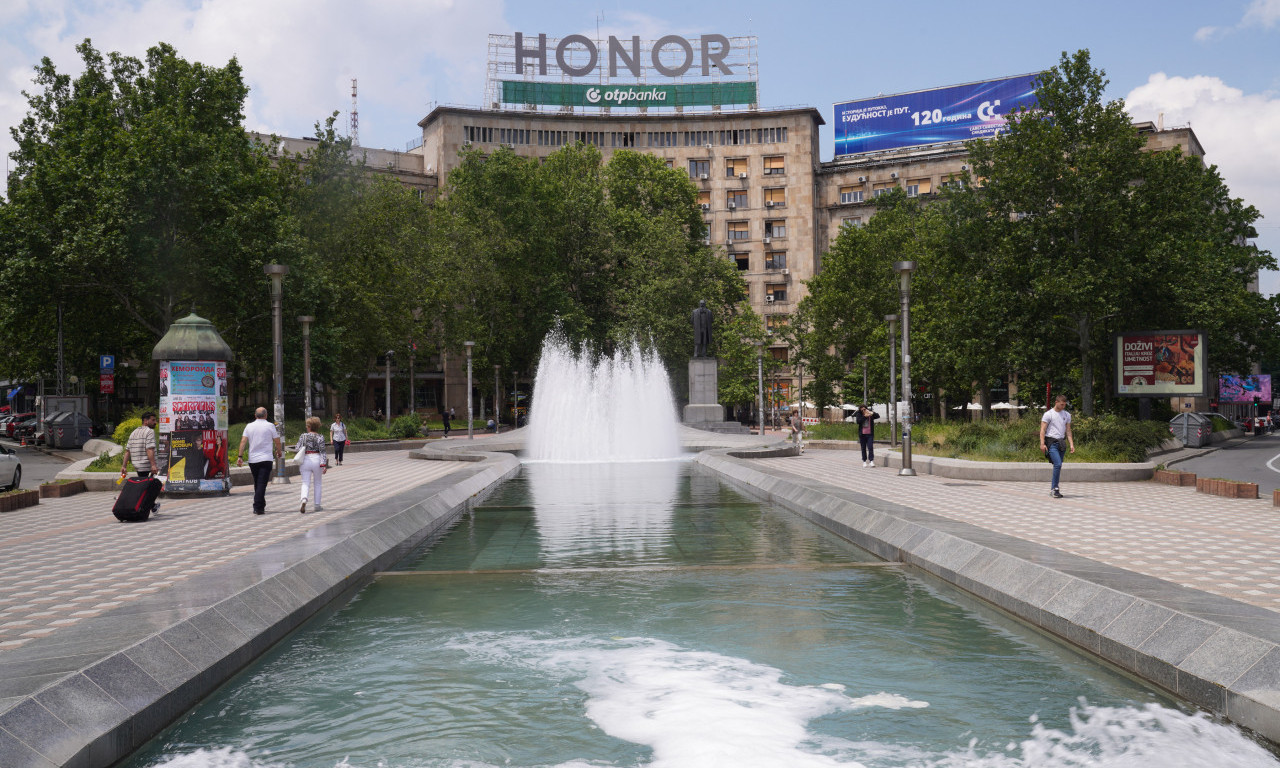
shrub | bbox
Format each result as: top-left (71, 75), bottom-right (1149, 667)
top-left (112, 418), bottom-right (142, 446)
top-left (390, 412), bottom-right (423, 439)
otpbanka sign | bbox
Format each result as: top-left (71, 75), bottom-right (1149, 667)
top-left (490, 33), bottom-right (758, 110)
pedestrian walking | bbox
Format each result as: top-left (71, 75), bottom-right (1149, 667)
top-left (237, 407), bottom-right (281, 515)
top-left (1039, 394), bottom-right (1076, 498)
top-left (291, 416), bottom-right (328, 514)
top-left (329, 412), bottom-right (348, 466)
top-left (441, 408), bottom-right (452, 437)
top-left (789, 410), bottom-right (804, 453)
top-left (121, 412), bottom-right (159, 479)
top-left (854, 405), bottom-right (879, 467)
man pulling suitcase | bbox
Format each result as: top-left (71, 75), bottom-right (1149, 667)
top-left (117, 412), bottom-right (162, 520)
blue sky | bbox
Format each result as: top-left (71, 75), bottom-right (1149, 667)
top-left (3, 0), bottom-right (1278, 290)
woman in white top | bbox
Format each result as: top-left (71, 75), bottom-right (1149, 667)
top-left (329, 412), bottom-right (348, 466)
top-left (291, 416), bottom-right (328, 514)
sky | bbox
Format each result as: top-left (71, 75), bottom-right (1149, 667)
top-left (2, 0), bottom-right (1278, 291)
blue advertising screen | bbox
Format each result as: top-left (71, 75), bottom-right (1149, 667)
top-left (834, 73), bottom-right (1042, 156)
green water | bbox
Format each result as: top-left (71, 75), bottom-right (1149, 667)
top-left (124, 462), bottom-right (1277, 768)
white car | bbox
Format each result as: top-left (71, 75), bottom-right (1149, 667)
top-left (1, 445), bottom-right (20, 490)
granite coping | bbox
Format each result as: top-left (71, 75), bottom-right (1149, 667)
top-left (0, 452), bottom-right (520, 768)
top-left (694, 448), bottom-right (1280, 745)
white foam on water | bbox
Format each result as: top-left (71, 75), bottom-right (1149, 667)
top-left (526, 332), bottom-right (681, 462)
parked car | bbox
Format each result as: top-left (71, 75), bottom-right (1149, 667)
top-left (4, 412), bottom-right (34, 438)
top-left (0, 444), bottom-right (19, 489)
top-left (11, 416), bottom-right (40, 442)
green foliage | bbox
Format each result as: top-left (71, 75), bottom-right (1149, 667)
top-left (389, 412), bottom-right (423, 439)
top-left (1, 40), bottom-right (288, 386)
top-left (87, 451), bottom-right (123, 472)
top-left (798, 48), bottom-right (1276, 418)
top-left (112, 418), bottom-right (142, 446)
top-left (910, 414), bottom-right (1168, 462)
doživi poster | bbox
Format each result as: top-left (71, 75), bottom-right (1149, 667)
top-left (1114, 331), bottom-right (1206, 397)
top-left (165, 430), bottom-right (229, 492)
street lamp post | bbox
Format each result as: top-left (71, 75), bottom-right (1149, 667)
top-left (297, 316), bottom-right (314, 419)
top-left (493, 364), bottom-right (501, 433)
top-left (861, 354), bottom-right (869, 405)
top-left (894, 261), bottom-right (916, 476)
top-left (384, 351), bottom-right (393, 431)
top-left (465, 341), bottom-right (475, 439)
top-left (885, 314), bottom-right (898, 448)
top-left (755, 340), bottom-right (765, 436)
top-left (264, 264), bottom-right (290, 484)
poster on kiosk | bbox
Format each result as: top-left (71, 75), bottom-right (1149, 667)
top-left (158, 361), bottom-right (230, 492)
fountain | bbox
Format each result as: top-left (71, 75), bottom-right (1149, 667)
top-left (119, 330), bottom-right (1280, 768)
top-left (526, 332), bottom-right (681, 462)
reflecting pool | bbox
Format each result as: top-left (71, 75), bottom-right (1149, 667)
top-left (124, 462), bottom-right (1278, 768)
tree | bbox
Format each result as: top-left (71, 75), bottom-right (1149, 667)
top-left (965, 49), bottom-right (1276, 414)
top-left (0, 40), bottom-right (288, 388)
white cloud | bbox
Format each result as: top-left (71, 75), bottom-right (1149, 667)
top-left (1195, 0), bottom-right (1280, 41)
top-left (1126, 73), bottom-right (1280, 294)
top-left (1, 0), bottom-right (504, 178)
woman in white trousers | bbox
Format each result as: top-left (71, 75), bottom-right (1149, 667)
top-left (291, 416), bottom-right (328, 513)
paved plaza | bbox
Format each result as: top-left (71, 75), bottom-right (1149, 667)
top-left (0, 446), bottom-right (475, 664)
top-left (761, 446), bottom-right (1280, 612)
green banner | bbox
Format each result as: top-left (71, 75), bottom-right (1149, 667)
top-left (501, 81), bottom-right (757, 108)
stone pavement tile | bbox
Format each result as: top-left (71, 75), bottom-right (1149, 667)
top-left (0, 450), bottom-right (465, 660)
top-left (761, 449), bottom-right (1280, 618)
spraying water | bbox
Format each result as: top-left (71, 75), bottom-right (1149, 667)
top-left (526, 332), bottom-right (681, 462)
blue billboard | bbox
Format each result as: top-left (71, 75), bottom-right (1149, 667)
top-left (834, 73), bottom-right (1042, 156)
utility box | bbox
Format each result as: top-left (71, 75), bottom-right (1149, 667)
top-left (1170, 412), bottom-right (1213, 448)
top-left (47, 410), bottom-right (94, 449)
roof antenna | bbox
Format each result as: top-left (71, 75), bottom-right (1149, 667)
top-left (350, 78), bottom-right (359, 147)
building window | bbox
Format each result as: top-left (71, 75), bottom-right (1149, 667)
top-left (939, 177), bottom-right (964, 191)
top-left (765, 251), bottom-right (787, 270)
top-left (764, 219), bottom-right (786, 239)
top-left (765, 314), bottom-right (789, 332)
top-left (905, 178), bottom-right (931, 198)
top-left (764, 156), bottom-right (785, 175)
top-left (664, 159), bottom-right (674, 169)
top-left (697, 190), bottom-right (711, 208)
top-left (842, 216), bottom-right (863, 229)
top-left (726, 157), bottom-right (747, 177)
top-left (611, 132), bottom-right (637, 148)
top-left (728, 221), bottom-right (749, 241)
top-left (727, 190), bottom-right (747, 209)
top-left (764, 188), bottom-right (786, 208)
top-left (873, 182), bottom-right (895, 198)
top-left (766, 284), bottom-right (787, 303)
top-left (839, 186), bottom-right (864, 204)
top-left (770, 347), bottom-right (789, 362)
top-left (689, 160), bottom-right (710, 179)
top-left (734, 254), bottom-right (750, 271)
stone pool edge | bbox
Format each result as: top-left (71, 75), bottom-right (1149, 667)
top-left (0, 453), bottom-right (521, 768)
top-left (695, 449), bottom-right (1280, 745)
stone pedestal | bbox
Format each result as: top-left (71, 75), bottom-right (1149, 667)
top-left (683, 357), bottom-right (748, 434)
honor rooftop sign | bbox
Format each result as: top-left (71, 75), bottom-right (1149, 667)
top-left (513, 33), bottom-right (737, 78)
top-left (490, 33), bottom-right (758, 110)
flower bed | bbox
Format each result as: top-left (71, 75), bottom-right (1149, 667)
top-left (1153, 469), bottom-right (1196, 487)
top-left (0, 488), bottom-right (40, 512)
top-left (40, 479), bottom-right (87, 498)
top-left (1196, 477), bottom-right (1258, 499)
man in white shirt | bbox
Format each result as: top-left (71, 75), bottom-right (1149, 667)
top-left (121, 412), bottom-right (159, 478)
top-left (1039, 394), bottom-right (1076, 498)
top-left (237, 407), bottom-right (281, 515)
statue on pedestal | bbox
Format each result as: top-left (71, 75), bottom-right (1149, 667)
top-left (692, 299), bottom-right (713, 358)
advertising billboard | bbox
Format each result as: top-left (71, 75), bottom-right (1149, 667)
top-left (157, 360), bottom-right (230, 492)
top-left (1114, 331), bottom-right (1207, 397)
top-left (834, 73), bottom-right (1041, 156)
top-left (501, 81), bottom-right (756, 108)
top-left (1219, 374), bottom-right (1271, 404)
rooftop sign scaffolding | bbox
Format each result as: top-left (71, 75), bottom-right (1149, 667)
top-left (485, 33), bottom-right (758, 112)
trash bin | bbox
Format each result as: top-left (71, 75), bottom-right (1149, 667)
top-left (1169, 412), bottom-right (1213, 448)
top-left (47, 411), bottom-right (94, 449)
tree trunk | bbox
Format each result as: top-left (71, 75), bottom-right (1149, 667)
top-left (1077, 315), bottom-right (1094, 416)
